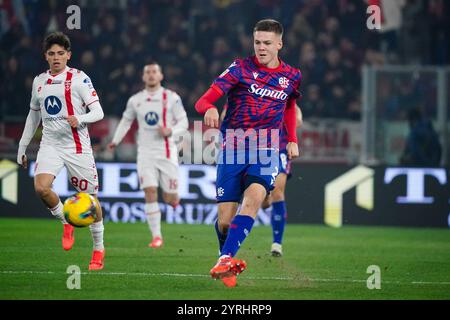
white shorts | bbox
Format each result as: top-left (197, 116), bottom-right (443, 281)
top-left (137, 158), bottom-right (179, 193)
top-left (35, 144), bottom-right (99, 194)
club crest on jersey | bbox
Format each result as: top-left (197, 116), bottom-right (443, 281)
top-left (65, 80), bottom-right (71, 91)
top-left (279, 77), bottom-right (289, 89)
top-left (145, 111), bottom-right (159, 126)
top-left (44, 96), bottom-right (62, 115)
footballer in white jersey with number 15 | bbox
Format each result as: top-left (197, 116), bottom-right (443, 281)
top-left (16, 32), bottom-right (106, 270)
top-left (108, 63), bottom-right (188, 248)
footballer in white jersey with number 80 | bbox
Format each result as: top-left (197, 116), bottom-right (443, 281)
top-left (108, 63), bottom-right (188, 248)
top-left (16, 32), bottom-right (106, 270)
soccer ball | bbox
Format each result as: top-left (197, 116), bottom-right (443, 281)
top-left (63, 192), bottom-right (99, 227)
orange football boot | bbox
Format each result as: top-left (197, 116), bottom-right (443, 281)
top-left (221, 275), bottom-right (237, 287)
top-left (210, 256), bottom-right (247, 279)
top-left (62, 224), bottom-right (75, 251)
top-left (149, 236), bottom-right (163, 248)
top-left (88, 249), bottom-right (105, 270)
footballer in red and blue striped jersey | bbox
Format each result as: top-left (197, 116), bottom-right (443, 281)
top-left (195, 19), bottom-right (301, 286)
top-left (214, 56), bottom-right (301, 152)
top-left (210, 55), bottom-right (301, 202)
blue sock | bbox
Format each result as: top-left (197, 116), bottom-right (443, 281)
top-left (214, 220), bottom-right (227, 252)
top-left (221, 215), bottom-right (255, 257)
top-left (271, 201), bottom-right (286, 244)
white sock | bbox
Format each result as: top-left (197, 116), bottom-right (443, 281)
top-left (49, 201), bottom-right (67, 224)
top-left (145, 202), bottom-right (162, 239)
top-left (89, 221), bottom-right (104, 250)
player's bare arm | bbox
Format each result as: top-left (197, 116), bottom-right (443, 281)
top-left (195, 86), bottom-right (224, 128)
top-left (287, 142), bottom-right (299, 160)
top-left (204, 108), bottom-right (219, 128)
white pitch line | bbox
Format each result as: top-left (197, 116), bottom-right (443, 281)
top-left (1, 270), bottom-right (450, 285)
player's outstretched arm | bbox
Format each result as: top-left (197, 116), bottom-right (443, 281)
top-left (195, 87), bottom-right (224, 128)
top-left (108, 97), bottom-right (136, 150)
top-left (108, 116), bottom-right (134, 150)
top-left (17, 108), bottom-right (41, 169)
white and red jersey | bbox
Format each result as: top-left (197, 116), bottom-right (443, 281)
top-left (30, 66), bottom-right (99, 154)
top-left (120, 87), bottom-right (187, 163)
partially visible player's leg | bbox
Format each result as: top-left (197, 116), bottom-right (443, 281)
top-left (211, 150), bottom-right (279, 280)
top-left (151, 159), bottom-right (181, 248)
top-left (34, 146), bottom-right (65, 220)
top-left (270, 173), bottom-right (287, 257)
top-left (89, 194), bottom-right (104, 249)
top-left (64, 152), bottom-right (104, 269)
top-left (210, 183), bottom-right (265, 280)
top-left (216, 202), bottom-right (239, 252)
top-left (159, 159), bottom-right (180, 208)
top-left (162, 192), bottom-right (179, 209)
top-left (220, 182), bottom-right (266, 258)
top-left (214, 161), bottom-right (245, 253)
top-left (138, 160), bottom-right (163, 247)
top-left (88, 194), bottom-right (105, 270)
top-left (144, 187), bottom-right (163, 248)
top-left (210, 161), bottom-right (247, 285)
top-left (34, 173), bottom-right (63, 220)
top-left (261, 194), bottom-right (272, 209)
top-left (211, 202), bottom-right (241, 286)
top-left (34, 146), bottom-right (73, 250)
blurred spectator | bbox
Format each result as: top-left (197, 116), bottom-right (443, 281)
top-left (1, 0), bottom-right (449, 160)
top-left (400, 0), bottom-right (430, 64)
top-left (400, 108), bottom-right (442, 166)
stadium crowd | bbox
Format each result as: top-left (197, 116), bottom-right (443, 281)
top-left (1, 0), bottom-right (449, 158)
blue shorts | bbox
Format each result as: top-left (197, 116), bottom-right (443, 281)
top-left (216, 149), bottom-right (280, 202)
top-left (279, 149), bottom-right (292, 178)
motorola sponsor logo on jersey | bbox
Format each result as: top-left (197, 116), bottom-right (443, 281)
top-left (145, 112), bottom-right (159, 126)
top-left (44, 96), bottom-right (63, 115)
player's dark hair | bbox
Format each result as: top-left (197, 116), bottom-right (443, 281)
top-left (144, 62), bottom-right (163, 73)
top-left (254, 19), bottom-right (283, 36)
top-left (43, 32), bottom-right (71, 53)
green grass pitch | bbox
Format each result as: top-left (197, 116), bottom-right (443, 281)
top-left (1, 217), bottom-right (449, 300)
